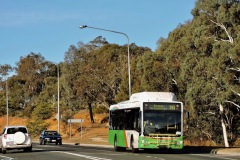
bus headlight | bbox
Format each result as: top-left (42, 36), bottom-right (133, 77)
top-left (176, 141), bottom-right (183, 145)
top-left (142, 140), bottom-right (148, 144)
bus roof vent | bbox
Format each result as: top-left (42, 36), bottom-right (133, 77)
top-left (129, 92), bottom-right (177, 102)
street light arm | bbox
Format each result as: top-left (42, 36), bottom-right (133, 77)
top-left (79, 25), bottom-right (129, 41)
top-left (79, 25), bottom-right (131, 98)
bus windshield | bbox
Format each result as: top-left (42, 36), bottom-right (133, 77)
top-left (143, 111), bottom-right (182, 136)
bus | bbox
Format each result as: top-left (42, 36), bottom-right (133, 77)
top-left (108, 92), bottom-right (184, 152)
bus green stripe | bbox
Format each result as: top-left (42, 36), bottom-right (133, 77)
top-left (108, 130), bottom-right (127, 147)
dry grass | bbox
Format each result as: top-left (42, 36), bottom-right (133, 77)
top-left (2, 112), bottom-right (239, 147)
top-left (0, 110), bottom-right (109, 145)
top-left (0, 116), bottom-right (29, 129)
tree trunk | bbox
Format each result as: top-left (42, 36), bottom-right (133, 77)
top-left (88, 102), bottom-right (95, 123)
top-left (219, 103), bottom-right (229, 147)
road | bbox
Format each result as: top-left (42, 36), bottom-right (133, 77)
top-left (0, 143), bottom-right (240, 160)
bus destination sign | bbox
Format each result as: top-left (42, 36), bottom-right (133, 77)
top-left (143, 103), bottom-right (181, 111)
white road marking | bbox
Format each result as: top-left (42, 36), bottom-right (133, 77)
top-left (191, 154), bottom-right (238, 160)
top-left (52, 151), bottom-right (112, 160)
top-left (0, 155), bottom-right (16, 160)
top-left (146, 155), bottom-right (165, 160)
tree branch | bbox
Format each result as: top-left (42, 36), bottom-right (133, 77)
top-left (231, 89), bottom-right (240, 97)
top-left (229, 67), bottom-right (240, 72)
top-left (210, 20), bottom-right (234, 44)
top-left (225, 100), bottom-right (240, 109)
top-left (172, 79), bottom-right (177, 85)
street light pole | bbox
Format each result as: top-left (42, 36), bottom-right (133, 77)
top-left (50, 62), bottom-right (60, 133)
top-left (57, 64), bottom-right (60, 134)
top-left (79, 25), bottom-right (131, 98)
top-left (6, 80), bottom-right (8, 126)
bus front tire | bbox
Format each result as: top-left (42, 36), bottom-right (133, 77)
top-left (131, 137), bottom-right (138, 153)
top-left (114, 136), bottom-right (120, 152)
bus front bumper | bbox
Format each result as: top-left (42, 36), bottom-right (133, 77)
top-left (139, 137), bottom-right (184, 149)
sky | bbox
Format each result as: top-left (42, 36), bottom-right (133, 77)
top-left (0, 0), bottom-right (196, 67)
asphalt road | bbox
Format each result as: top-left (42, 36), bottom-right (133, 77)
top-left (0, 143), bottom-right (240, 160)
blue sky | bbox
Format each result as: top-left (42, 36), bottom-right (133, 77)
top-left (0, 0), bottom-right (195, 67)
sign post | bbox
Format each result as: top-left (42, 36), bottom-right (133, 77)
top-left (67, 119), bottom-right (84, 139)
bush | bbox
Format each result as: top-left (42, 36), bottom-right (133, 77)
top-left (32, 103), bottom-right (54, 119)
top-left (27, 119), bottom-right (50, 137)
top-left (93, 105), bottom-right (108, 114)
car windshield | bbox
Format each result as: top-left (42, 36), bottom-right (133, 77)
top-left (7, 127), bottom-right (27, 134)
top-left (45, 131), bottom-right (58, 135)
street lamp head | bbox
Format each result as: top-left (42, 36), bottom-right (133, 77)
top-left (79, 25), bottom-right (87, 29)
top-left (78, 25), bottom-right (131, 98)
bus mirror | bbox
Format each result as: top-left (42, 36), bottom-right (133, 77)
top-left (138, 111), bottom-right (142, 128)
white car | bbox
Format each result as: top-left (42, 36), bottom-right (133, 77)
top-left (0, 126), bottom-right (32, 154)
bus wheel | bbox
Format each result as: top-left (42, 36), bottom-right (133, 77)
top-left (114, 136), bottom-right (120, 151)
top-left (168, 148), bottom-right (175, 154)
top-left (131, 137), bottom-right (138, 153)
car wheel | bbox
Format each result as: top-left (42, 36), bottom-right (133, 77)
top-left (59, 141), bottom-right (62, 145)
top-left (29, 145), bottom-right (32, 152)
top-left (2, 147), bottom-right (6, 154)
top-left (25, 146), bottom-right (32, 152)
top-left (40, 139), bottom-right (43, 145)
top-left (43, 140), bottom-right (46, 145)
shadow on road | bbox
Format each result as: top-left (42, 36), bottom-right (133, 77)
top-left (178, 146), bottom-right (221, 154)
top-left (116, 146), bottom-right (226, 154)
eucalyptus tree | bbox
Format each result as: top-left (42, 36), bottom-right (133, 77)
top-left (62, 37), bottom-right (111, 123)
top-left (148, 21), bottom-right (192, 102)
top-left (62, 36), bottom-right (151, 123)
top-left (15, 53), bottom-right (51, 117)
top-left (153, 0), bottom-right (240, 146)
top-left (74, 38), bottom-right (123, 123)
top-left (61, 44), bottom-right (82, 120)
top-left (130, 44), bottom-right (153, 92)
top-left (5, 75), bottom-right (25, 116)
top-left (0, 64), bottom-right (13, 121)
top-left (188, 0), bottom-right (240, 147)
top-left (33, 61), bottom-right (61, 120)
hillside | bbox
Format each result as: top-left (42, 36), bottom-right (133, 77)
top-left (2, 112), bottom-right (240, 147)
top-left (0, 110), bottom-right (109, 145)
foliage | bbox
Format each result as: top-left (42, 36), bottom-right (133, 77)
top-left (0, 0), bottom-right (239, 146)
top-left (27, 119), bottom-right (50, 136)
top-left (153, 0), bottom-right (240, 145)
top-left (32, 103), bottom-right (54, 120)
top-left (93, 104), bottom-right (109, 114)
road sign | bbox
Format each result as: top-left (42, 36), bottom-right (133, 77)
top-left (68, 119), bottom-right (84, 140)
top-left (67, 119), bottom-right (84, 123)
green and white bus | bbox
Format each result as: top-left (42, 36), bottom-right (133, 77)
top-left (108, 92), bottom-right (184, 152)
